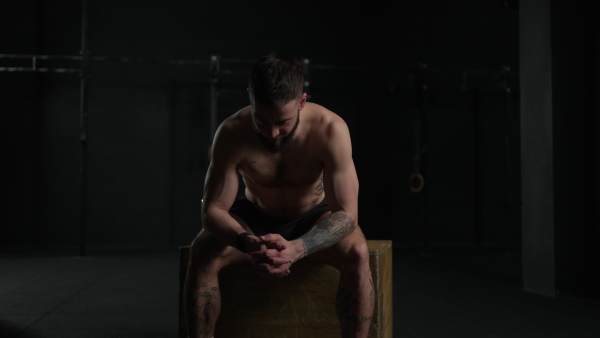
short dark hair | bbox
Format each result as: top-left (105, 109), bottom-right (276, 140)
top-left (248, 53), bottom-right (304, 107)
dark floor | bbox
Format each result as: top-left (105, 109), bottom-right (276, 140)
top-left (1, 250), bottom-right (598, 338)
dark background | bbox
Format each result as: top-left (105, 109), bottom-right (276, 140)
top-left (1, 0), bottom-right (598, 298)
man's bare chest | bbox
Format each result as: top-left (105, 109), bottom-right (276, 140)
top-left (239, 152), bottom-right (324, 188)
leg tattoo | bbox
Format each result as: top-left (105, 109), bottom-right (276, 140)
top-left (194, 303), bottom-right (214, 336)
top-left (194, 282), bottom-right (220, 300)
top-left (190, 283), bottom-right (220, 337)
top-left (337, 287), bottom-right (359, 319)
top-left (336, 280), bottom-right (375, 335)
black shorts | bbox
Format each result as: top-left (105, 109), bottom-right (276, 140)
top-left (229, 198), bottom-right (330, 240)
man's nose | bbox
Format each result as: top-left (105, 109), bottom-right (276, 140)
top-left (269, 127), bottom-right (280, 139)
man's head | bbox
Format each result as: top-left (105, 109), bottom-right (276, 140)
top-left (248, 53), bottom-right (304, 108)
top-left (248, 54), bottom-right (307, 152)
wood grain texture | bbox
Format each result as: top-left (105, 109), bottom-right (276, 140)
top-left (179, 240), bottom-right (392, 337)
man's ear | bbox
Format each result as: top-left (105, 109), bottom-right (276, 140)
top-left (248, 90), bottom-right (255, 109)
top-left (299, 93), bottom-right (308, 110)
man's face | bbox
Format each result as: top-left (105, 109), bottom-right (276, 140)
top-left (251, 95), bottom-right (306, 153)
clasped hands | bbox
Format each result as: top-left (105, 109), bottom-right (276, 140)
top-left (246, 234), bottom-right (302, 278)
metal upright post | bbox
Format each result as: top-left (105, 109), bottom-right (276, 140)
top-left (472, 85), bottom-right (482, 248)
top-left (414, 63), bottom-right (428, 252)
top-left (209, 55), bottom-right (220, 141)
top-left (502, 65), bottom-right (512, 253)
top-left (301, 58), bottom-right (310, 97)
top-left (79, 0), bottom-right (90, 257)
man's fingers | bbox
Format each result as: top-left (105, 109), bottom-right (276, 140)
top-left (252, 264), bottom-right (291, 278)
top-left (260, 234), bottom-right (284, 243)
top-left (265, 242), bottom-right (287, 250)
top-left (249, 236), bottom-right (291, 272)
top-left (251, 254), bottom-right (290, 267)
top-left (269, 257), bottom-right (290, 265)
top-left (260, 234), bottom-right (287, 250)
top-left (251, 249), bottom-right (279, 259)
top-left (252, 262), bottom-right (270, 271)
top-left (260, 234), bottom-right (278, 242)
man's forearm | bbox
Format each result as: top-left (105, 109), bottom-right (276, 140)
top-left (298, 212), bottom-right (356, 257)
top-left (202, 207), bottom-right (246, 248)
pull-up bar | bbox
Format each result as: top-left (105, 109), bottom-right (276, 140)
top-left (0, 53), bottom-right (374, 75)
top-left (0, 49), bottom-right (372, 258)
top-left (2, 0), bottom-right (514, 257)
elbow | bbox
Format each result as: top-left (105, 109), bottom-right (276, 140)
top-left (330, 210), bottom-right (357, 235)
top-left (201, 202), bottom-right (230, 232)
top-left (335, 209), bottom-right (357, 226)
top-left (201, 204), bottom-right (219, 232)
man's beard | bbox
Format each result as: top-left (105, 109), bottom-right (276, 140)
top-left (255, 112), bottom-right (300, 153)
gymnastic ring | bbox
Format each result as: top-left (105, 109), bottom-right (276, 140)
top-left (409, 173), bottom-right (425, 193)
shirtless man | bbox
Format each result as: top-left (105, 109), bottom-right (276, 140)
top-left (184, 54), bottom-right (373, 338)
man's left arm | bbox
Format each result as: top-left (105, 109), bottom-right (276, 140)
top-left (296, 118), bottom-right (359, 257)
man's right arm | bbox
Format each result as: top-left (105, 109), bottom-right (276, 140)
top-left (201, 119), bottom-right (249, 249)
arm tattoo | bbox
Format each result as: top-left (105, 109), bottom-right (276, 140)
top-left (299, 212), bottom-right (355, 256)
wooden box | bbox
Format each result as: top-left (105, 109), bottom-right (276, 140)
top-left (179, 240), bottom-right (392, 338)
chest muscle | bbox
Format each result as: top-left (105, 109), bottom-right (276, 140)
top-left (240, 155), bottom-right (323, 188)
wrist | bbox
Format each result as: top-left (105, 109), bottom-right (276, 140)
top-left (245, 235), bottom-right (262, 254)
top-left (291, 239), bottom-right (308, 262)
top-left (236, 232), bottom-right (251, 253)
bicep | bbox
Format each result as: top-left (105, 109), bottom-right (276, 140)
top-left (202, 121), bottom-right (241, 213)
top-left (202, 160), bottom-right (239, 213)
top-left (322, 122), bottom-right (359, 219)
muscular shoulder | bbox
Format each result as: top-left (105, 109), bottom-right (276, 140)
top-left (211, 106), bottom-right (253, 163)
top-left (218, 106), bottom-right (252, 135)
top-left (304, 103), bottom-right (351, 143)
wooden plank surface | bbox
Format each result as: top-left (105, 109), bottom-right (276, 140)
top-left (179, 240), bottom-right (392, 337)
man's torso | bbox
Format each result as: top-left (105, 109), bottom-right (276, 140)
top-left (228, 103), bottom-right (332, 217)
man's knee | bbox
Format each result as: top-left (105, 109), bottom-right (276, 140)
top-left (188, 230), bottom-right (228, 273)
top-left (338, 237), bottom-right (370, 276)
top-left (188, 229), bottom-right (249, 275)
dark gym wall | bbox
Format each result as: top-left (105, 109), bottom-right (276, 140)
top-left (550, 0), bottom-right (599, 298)
top-left (1, 1), bottom-right (519, 253)
top-left (1, 2), bottom-right (45, 247)
top-left (520, 0), bottom-right (600, 297)
top-left (388, 1), bottom-right (520, 251)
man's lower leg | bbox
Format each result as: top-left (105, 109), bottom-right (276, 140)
top-left (185, 273), bottom-right (221, 338)
top-left (336, 275), bottom-right (375, 338)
